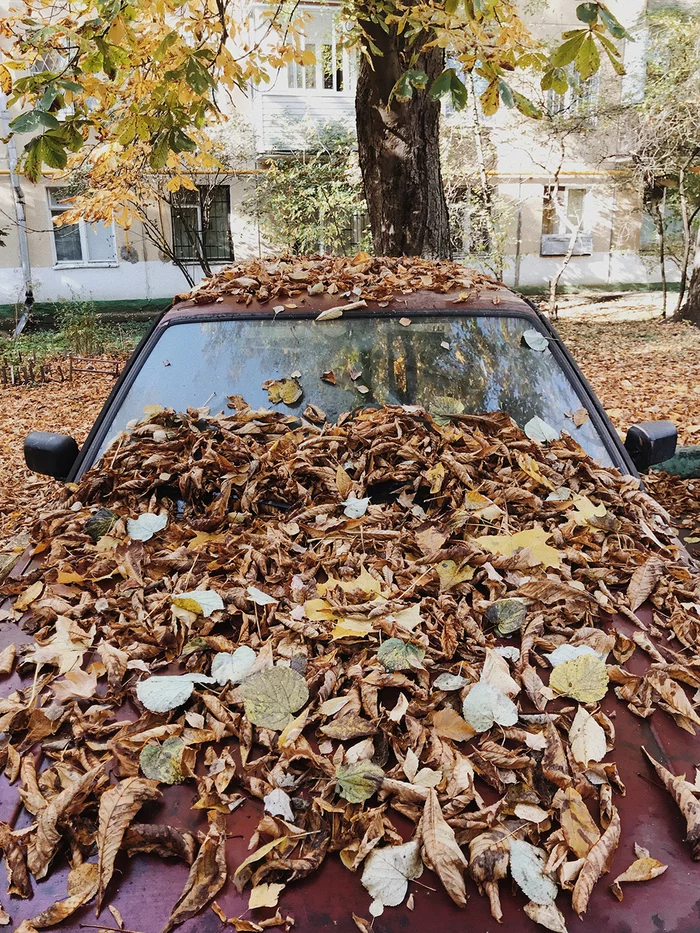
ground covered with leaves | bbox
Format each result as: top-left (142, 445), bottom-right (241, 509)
top-left (1, 391), bottom-right (700, 932)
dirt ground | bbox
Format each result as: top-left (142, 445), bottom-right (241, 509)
top-left (1, 291), bottom-right (699, 546)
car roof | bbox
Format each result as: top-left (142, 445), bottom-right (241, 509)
top-left (164, 283), bottom-right (536, 323)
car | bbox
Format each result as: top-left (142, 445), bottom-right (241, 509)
top-left (6, 260), bottom-right (698, 933)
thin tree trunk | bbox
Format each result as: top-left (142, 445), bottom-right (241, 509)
top-left (548, 219), bottom-right (582, 320)
top-left (468, 73), bottom-right (497, 273)
top-left (653, 193), bottom-right (667, 319)
top-left (356, 24), bottom-right (451, 258)
top-left (680, 222), bottom-right (700, 324)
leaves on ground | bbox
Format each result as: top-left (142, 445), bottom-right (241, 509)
top-left (549, 654), bottom-right (609, 703)
top-left (361, 840), bottom-right (423, 915)
top-left (238, 666), bottom-right (309, 730)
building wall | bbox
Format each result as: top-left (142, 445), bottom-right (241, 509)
top-left (0, 0), bottom-right (679, 305)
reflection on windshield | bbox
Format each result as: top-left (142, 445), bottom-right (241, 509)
top-left (96, 314), bottom-right (613, 466)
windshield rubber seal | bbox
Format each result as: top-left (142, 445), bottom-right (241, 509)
top-left (70, 306), bottom-right (633, 479)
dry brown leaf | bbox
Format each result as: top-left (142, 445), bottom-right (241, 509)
top-left (30, 862), bottom-right (98, 928)
top-left (432, 707), bottom-right (476, 742)
top-left (610, 854), bottom-right (667, 901)
top-left (96, 777), bottom-right (162, 911)
top-left (627, 557), bottom-right (664, 612)
top-left (0, 644), bottom-right (16, 675)
top-left (27, 765), bottom-right (105, 880)
top-left (468, 829), bottom-right (509, 921)
top-left (643, 748), bottom-right (700, 859)
top-left (524, 900), bottom-right (569, 933)
top-left (555, 786), bottom-right (601, 859)
top-left (418, 788), bottom-right (468, 906)
top-left (571, 806), bottom-right (621, 916)
top-left (0, 821), bottom-right (31, 898)
top-left (162, 814), bottom-right (227, 933)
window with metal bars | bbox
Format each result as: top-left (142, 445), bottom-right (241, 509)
top-left (171, 185), bottom-right (233, 263)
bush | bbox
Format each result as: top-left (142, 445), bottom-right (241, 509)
top-left (54, 299), bottom-right (106, 355)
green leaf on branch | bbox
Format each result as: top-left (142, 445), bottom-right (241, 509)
top-left (576, 3), bottom-right (599, 24)
top-left (391, 69), bottom-right (429, 103)
top-left (429, 68), bottom-right (468, 110)
top-left (480, 79), bottom-right (500, 116)
top-left (498, 79), bottom-right (514, 108)
top-left (599, 4), bottom-right (632, 40)
top-left (541, 67), bottom-right (569, 95)
top-left (552, 30), bottom-right (587, 68)
top-left (10, 109), bottom-right (60, 133)
top-left (575, 34), bottom-right (601, 80)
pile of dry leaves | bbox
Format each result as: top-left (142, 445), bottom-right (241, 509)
top-left (181, 254), bottom-right (494, 307)
top-left (3, 400), bottom-right (700, 932)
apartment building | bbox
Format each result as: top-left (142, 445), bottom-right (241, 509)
top-left (0, 0), bottom-right (683, 309)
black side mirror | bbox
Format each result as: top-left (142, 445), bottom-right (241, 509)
top-left (624, 420), bottom-right (677, 473)
top-left (24, 432), bottom-right (80, 480)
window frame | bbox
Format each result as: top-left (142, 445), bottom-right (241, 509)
top-left (540, 185), bottom-right (594, 257)
top-left (47, 187), bottom-right (118, 268)
top-left (284, 11), bottom-right (355, 94)
top-left (170, 184), bottom-right (234, 265)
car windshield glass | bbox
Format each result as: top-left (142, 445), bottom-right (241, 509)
top-left (95, 314), bottom-right (613, 466)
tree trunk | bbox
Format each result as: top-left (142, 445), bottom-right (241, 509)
top-left (680, 222), bottom-right (700, 324)
top-left (356, 27), bottom-right (451, 259)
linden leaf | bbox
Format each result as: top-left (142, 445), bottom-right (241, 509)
top-left (377, 638), bottom-right (425, 672)
top-left (569, 706), bottom-right (607, 766)
top-left (361, 840), bottom-right (423, 911)
top-left (484, 597), bottom-right (528, 636)
top-left (263, 787), bottom-right (294, 821)
top-left (522, 329), bottom-right (549, 352)
top-left (524, 416), bottom-right (560, 444)
top-left (476, 527), bottom-right (560, 569)
top-left (211, 646), bottom-right (256, 685)
top-left (246, 585), bottom-right (277, 606)
top-left (136, 673), bottom-right (216, 713)
top-left (545, 644), bottom-right (598, 666)
top-left (171, 589), bottom-right (224, 617)
top-left (336, 761), bottom-right (385, 803)
top-left (238, 666), bottom-right (309, 731)
top-left (431, 395), bottom-right (465, 427)
top-left (433, 673), bottom-right (468, 691)
top-left (392, 603), bottom-right (423, 632)
top-left (462, 682), bottom-right (518, 733)
top-left (436, 559), bottom-right (475, 591)
top-left (249, 882), bottom-right (285, 910)
top-left (263, 377), bottom-right (302, 405)
top-left (140, 736), bottom-right (186, 784)
top-left (342, 496), bottom-right (370, 518)
top-left (127, 512), bottom-right (167, 541)
top-left (549, 655), bottom-right (609, 703)
top-left (509, 839), bottom-right (558, 906)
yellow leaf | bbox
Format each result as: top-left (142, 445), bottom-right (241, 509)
top-left (165, 176), bottom-right (182, 193)
top-left (425, 462), bottom-right (445, 493)
top-left (303, 598), bottom-right (335, 621)
top-left (331, 618), bottom-right (374, 639)
top-left (516, 452), bottom-right (555, 490)
top-left (179, 175), bottom-right (198, 190)
top-left (571, 496), bottom-right (607, 526)
top-left (232, 836), bottom-right (289, 892)
top-left (549, 655), bottom-right (609, 703)
top-left (476, 527), bottom-right (560, 569)
top-left (317, 567), bottom-right (383, 598)
top-left (611, 856), bottom-right (667, 900)
top-left (56, 570), bottom-right (84, 585)
top-left (0, 64), bottom-right (12, 95)
top-left (15, 580), bottom-right (44, 611)
top-left (436, 560), bottom-right (475, 592)
top-left (278, 708), bottom-right (309, 748)
top-left (249, 882), bottom-right (285, 910)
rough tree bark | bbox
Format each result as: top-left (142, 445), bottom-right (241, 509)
top-left (355, 23), bottom-right (451, 259)
top-left (680, 223), bottom-right (700, 324)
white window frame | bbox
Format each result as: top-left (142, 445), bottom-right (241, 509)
top-left (284, 10), bottom-right (356, 95)
top-left (48, 188), bottom-right (118, 268)
top-left (541, 185), bottom-right (594, 257)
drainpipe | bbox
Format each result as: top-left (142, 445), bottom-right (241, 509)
top-left (0, 92), bottom-right (34, 336)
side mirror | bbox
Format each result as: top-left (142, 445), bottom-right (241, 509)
top-left (24, 432), bottom-right (79, 480)
top-left (624, 420), bottom-right (677, 473)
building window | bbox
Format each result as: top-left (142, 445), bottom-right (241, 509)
top-left (171, 185), bottom-right (233, 263)
top-left (541, 185), bottom-right (593, 256)
top-left (48, 188), bottom-right (117, 265)
top-left (546, 69), bottom-right (600, 121)
top-left (285, 11), bottom-right (356, 93)
top-left (542, 186), bottom-right (589, 236)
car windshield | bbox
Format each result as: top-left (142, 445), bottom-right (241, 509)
top-left (94, 313), bottom-right (614, 466)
